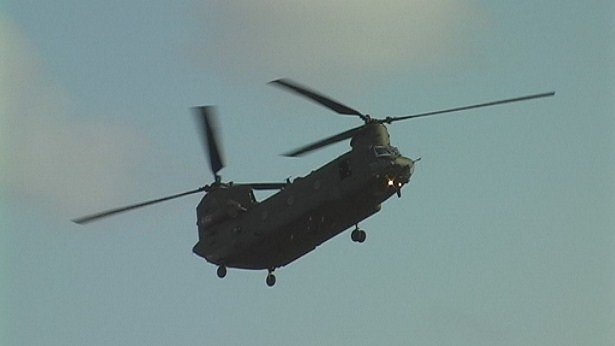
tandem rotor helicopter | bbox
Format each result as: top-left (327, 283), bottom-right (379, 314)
top-left (74, 79), bottom-right (554, 286)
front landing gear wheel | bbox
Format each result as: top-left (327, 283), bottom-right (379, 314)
top-left (357, 230), bottom-right (366, 243)
top-left (217, 265), bottom-right (227, 278)
top-left (351, 228), bottom-right (367, 243)
top-left (266, 269), bottom-right (276, 287)
top-left (351, 229), bottom-right (359, 242)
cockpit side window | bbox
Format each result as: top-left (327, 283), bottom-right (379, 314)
top-left (374, 146), bottom-right (390, 157)
top-left (374, 145), bottom-right (400, 158)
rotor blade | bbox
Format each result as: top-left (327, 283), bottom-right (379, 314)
top-left (269, 78), bottom-right (366, 119)
top-left (194, 106), bottom-right (225, 176)
top-left (384, 91), bottom-right (555, 123)
top-left (236, 182), bottom-right (288, 190)
top-left (283, 125), bottom-right (364, 157)
top-left (72, 187), bottom-right (206, 224)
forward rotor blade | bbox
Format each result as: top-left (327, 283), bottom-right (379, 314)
top-left (284, 125), bottom-right (364, 157)
top-left (384, 92), bottom-right (555, 123)
top-left (72, 187), bottom-right (206, 224)
top-left (194, 106), bottom-right (225, 177)
top-left (269, 78), bottom-right (365, 119)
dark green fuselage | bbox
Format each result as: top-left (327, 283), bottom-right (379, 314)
top-left (192, 123), bottom-right (414, 270)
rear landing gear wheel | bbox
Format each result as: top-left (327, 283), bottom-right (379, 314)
top-left (217, 265), bottom-right (227, 278)
top-left (266, 269), bottom-right (276, 287)
top-left (266, 274), bottom-right (276, 287)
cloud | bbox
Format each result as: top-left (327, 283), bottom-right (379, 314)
top-left (195, 1), bottom-right (486, 82)
top-left (0, 16), bottom-right (148, 215)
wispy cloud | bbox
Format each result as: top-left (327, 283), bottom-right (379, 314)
top-left (195, 1), bottom-right (486, 82)
top-left (0, 17), bottom-right (148, 215)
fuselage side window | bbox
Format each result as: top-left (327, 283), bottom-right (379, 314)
top-left (339, 158), bottom-right (352, 179)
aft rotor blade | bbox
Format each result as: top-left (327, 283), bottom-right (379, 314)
top-left (384, 92), bottom-right (555, 123)
top-left (237, 182), bottom-right (288, 190)
top-left (72, 187), bottom-right (206, 224)
top-left (269, 78), bottom-right (366, 120)
top-left (284, 125), bottom-right (364, 157)
top-left (194, 106), bottom-right (225, 176)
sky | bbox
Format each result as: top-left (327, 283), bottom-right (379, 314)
top-left (1, 1), bottom-right (613, 345)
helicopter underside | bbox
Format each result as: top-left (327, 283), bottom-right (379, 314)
top-left (193, 185), bottom-right (397, 271)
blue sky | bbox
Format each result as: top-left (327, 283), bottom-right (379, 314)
top-left (1, 1), bottom-right (613, 345)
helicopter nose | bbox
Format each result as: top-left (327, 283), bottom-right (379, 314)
top-left (393, 157), bottom-right (414, 183)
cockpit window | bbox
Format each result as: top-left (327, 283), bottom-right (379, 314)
top-left (374, 146), bottom-right (389, 157)
top-left (373, 146), bottom-right (400, 158)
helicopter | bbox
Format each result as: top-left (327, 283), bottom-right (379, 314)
top-left (73, 79), bottom-right (554, 287)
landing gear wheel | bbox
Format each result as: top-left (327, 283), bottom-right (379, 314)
top-left (351, 228), bottom-right (367, 243)
top-left (351, 229), bottom-right (360, 242)
top-left (266, 273), bottom-right (276, 287)
top-left (217, 265), bottom-right (227, 278)
top-left (357, 230), bottom-right (366, 243)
